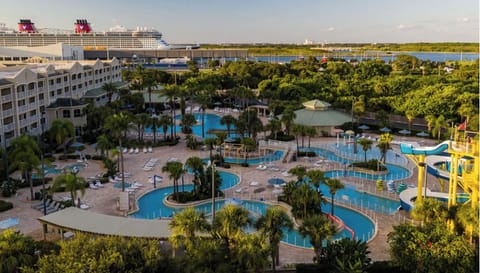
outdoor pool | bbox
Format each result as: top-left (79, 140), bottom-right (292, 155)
top-left (146, 113), bottom-right (235, 139)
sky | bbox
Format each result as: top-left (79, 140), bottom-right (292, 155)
top-left (0, 0), bottom-right (478, 44)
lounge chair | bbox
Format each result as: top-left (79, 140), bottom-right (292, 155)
top-left (46, 202), bottom-right (61, 214)
top-left (95, 181), bottom-right (104, 188)
top-left (89, 183), bottom-right (98, 190)
top-left (256, 164), bottom-right (267, 170)
top-left (31, 199), bottom-right (52, 209)
top-left (80, 203), bottom-right (90, 210)
top-left (122, 147), bottom-right (128, 153)
top-left (148, 146), bottom-right (153, 153)
top-left (129, 148), bottom-right (134, 154)
top-left (143, 147), bottom-right (148, 153)
top-left (134, 148), bottom-right (139, 154)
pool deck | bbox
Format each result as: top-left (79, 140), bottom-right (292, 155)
top-left (0, 123), bottom-right (440, 265)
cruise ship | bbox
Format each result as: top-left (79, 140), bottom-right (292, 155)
top-left (0, 19), bottom-right (199, 50)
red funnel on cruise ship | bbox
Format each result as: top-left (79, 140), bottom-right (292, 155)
top-left (74, 19), bottom-right (92, 33)
top-left (18, 19), bottom-right (37, 33)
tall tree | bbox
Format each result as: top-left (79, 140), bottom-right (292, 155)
top-left (255, 207), bottom-right (293, 273)
top-left (95, 134), bottom-right (111, 157)
top-left (281, 106), bottom-right (296, 136)
top-left (51, 173), bottom-right (86, 207)
top-left (104, 112), bottom-right (131, 192)
top-left (8, 136), bottom-right (41, 200)
top-left (49, 119), bottom-right (74, 156)
top-left (162, 161), bottom-right (185, 201)
top-left (169, 207), bottom-right (210, 250)
top-left (325, 178), bottom-right (344, 216)
top-left (101, 82), bottom-right (117, 104)
top-left (357, 138), bottom-right (373, 162)
top-left (220, 114), bottom-right (236, 137)
top-left (299, 214), bottom-right (337, 263)
top-left (376, 133), bottom-right (393, 164)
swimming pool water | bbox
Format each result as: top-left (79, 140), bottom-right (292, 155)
top-left (302, 147), bottom-right (411, 181)
top-left (146, 113), bottom-right (235, 139)
top-left (130, 186), bottom-right (375, 247)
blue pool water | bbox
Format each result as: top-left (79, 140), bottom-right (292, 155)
top-left (146, 113), bottom-right (235, 139)
top-left (302, 146), bottom-right (411, 181)
top-left (32, 163), bottom-right (86, 179)
top-left (131, 185), bottom-right (375, 247)
top-left (113, 182), bottom-right (132, 189)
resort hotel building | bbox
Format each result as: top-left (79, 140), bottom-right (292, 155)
top-left (0, 58), bottom-right (123, 146)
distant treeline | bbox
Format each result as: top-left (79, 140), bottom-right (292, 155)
top-left (202, 42), bottom-right (479, 55)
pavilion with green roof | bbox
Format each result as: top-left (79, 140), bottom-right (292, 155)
top-left (292, 99), bottom-right (352, 136)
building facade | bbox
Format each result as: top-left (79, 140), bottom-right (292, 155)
top-left (0, 58), bottom-right (122, 145)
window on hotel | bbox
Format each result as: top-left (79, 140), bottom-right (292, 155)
top-left (17, 85), bottom-right (25, 92)
top-left (50, 91), bottom-right (55, 97)
top-left (64, 76), bottom-right (68, 82)
top-left (74, 109), bottom-right (81, 117)
top-left (62, 110), bottom-right (71, 118)
top-left (49, 79), bottom-right (54, 86)
top-left (56, 78), bottom-right (61, 84)
top-left (38, 81), bottom-right (43, 88)
top-left (28, 83), bottom-right (35, 90)
top-left (57, 89), bottom-right (62, 95)
top-left (29, 97), bottom-right (35, 103)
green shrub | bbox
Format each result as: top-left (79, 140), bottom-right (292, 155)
top-left (297, 151), bottom-right (316, 157)
top-left (352, 159), bottom-right (387, 171)
top-left (1, 180), bottom-right (17, 197)
top-left (0, 200), bottom-right (13, 212)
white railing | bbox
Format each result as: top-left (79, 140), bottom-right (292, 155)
top-left (18, 105), bottom-right (28, 113)
top-left (2, 109), bottom-right (13, 117)
top-left (16, 91), bottom-right (26, 99)
top-left (1, 94), bottom-right (12, 101)
top-left (4, 123), bottom-right (14, 132)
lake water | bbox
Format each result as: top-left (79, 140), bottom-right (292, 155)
top-left (197, 51), bottom-right (478, 64)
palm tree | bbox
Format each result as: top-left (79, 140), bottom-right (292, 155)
top-left (135, 113), bottom-right (150, 142)
top-left (306, 169), bottom-right (326, 213)
top-left (288, 165), bottom-right (307, 183)
top-left (101, 82), bottom-right (117, 104)
top-left (424, 114), bottom-right (436, 133)
top-left (104, 112), bottom-right (131, 192)
top-left (293, 183), bottom-right (318, 219)
top-left (49, 119), bottom-right (75, 156)
top-left (180, 113), bottom-right (197, 134)
top-left (357, 138), bottom-right (373, 162)
top-left (162, 84), bottom-right (180, 140)
top-left (405, 110), bottom-right (416, 132)
top-left (266, 118), bottom-right (281, 140)
top-left (220, 114), bottom-right (236, 137)
top-left (51, 173), bottom-right (86, 208)
top-left (281, 106), bottom-right (296, 136)
top-left (241, 137), bottom-right (257, 164)
top-left (204, 138), bottom-right (217, 161)
top-left (8, 136), bottom-right (41, 200)
top-left (197, 93), bottom-right (211, 139)
top-left (291, 124), bottom-right (302, 155)
top-left (376, 133), bottom-right (393, 164)
top-left (95, 134), bottom-right (111, 157)
top-left (255, 207), bottom-right (293, 273)
top-left (432, 115), bottom-right (447, 142)
top-left (325, 178), bottom-right (344, 216)
top-left (169, 207), bottom-right (210, 250)
top-left (149, 115), bottom-right (161, 144)
top-left (185, 156), bottom-right (205, 193)
top-left (213, 204), bottom-right (251, 250)
top-left (299, 214), bottom-right (337, 263)
top-left (162, 161), bottom-right (185, 201)
top-left (158, 114), bottom-right (172, 141)
top-left (305, 126), bottom-right (316, 148)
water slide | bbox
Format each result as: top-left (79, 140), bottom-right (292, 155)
top-left (399, 141), bottom-right (449, 155)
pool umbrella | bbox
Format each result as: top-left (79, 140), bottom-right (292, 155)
top-left (416, 131), bottom-right (429, 137)
top-left (398, 129), bottom-right (411, 135)
top-left (379, 127), bottom-right (391, 132)
top-left (333, 128), bottom-right (344, 133)
top-left (358, 124), bottom-right (370, 130)
top-left (345, 130), bottom-right (355, 136)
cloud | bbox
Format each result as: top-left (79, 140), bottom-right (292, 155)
top-left (397, 24), bottom-right (416, 30)
top-left (326, 27), bottom-right (335, 32)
